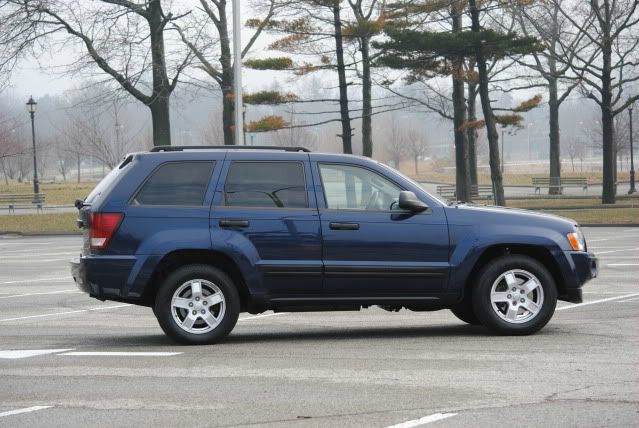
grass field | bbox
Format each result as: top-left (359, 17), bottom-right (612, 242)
top-left (410, 171), bottom-right (632, 186)
top-left (0, 212), bottom-right (79, 234)
top-left (544, 208), bottom-right (639, 224)
top-left (507, 198), bottom-right (639, 209)
top-left (0, 182), bottom-right (97, 205)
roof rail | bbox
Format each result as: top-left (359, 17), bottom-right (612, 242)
top-left (149, 145), bottom-right (311, 153)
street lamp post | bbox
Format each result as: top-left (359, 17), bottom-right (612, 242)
top-left (629, 103), bottom-right (636, 194)
top-left (26, 96), bottom-right (39, 194)
top-left (233, 0), bottom-right (244, 146)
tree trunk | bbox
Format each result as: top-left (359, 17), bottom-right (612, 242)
top-left (468, 0), bottom-right (505, 206)
top-left (361, 36), bottom-right (373, 157)
top-left (332, 1), bottom-right (352, 154)
top-left (76, 153), bottom-right (81, 183)
top-left (218, 0), bottom-right (235, 146)
top-left (601, 39), bottom-right (615, 204)
top-left (148, 0), bottom-right (172, 147)
top-left (1, 159), bottom-right (8, 185)
top-left (414, 156), bottom-right (419, 174)
top-left (451, 8), bottom-right (471, 202)
top-left (466, 80), bottom-right (478, 186)
top-left (150, 98), bottom-right (171, 147)
top-left (548, 75), bottom-right (561, 195)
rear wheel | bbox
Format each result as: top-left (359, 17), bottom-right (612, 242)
top-left (473, 255), bottom-right (557, 335)
top-left (154, 264), bottom-right (240, 345)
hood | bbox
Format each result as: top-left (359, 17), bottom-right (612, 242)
top-left (446, 203), bottom-right (578, 231)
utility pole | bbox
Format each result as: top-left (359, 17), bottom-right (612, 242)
top-left (233, 0), bottom-right (244, 146)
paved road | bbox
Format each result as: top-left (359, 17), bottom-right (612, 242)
top-left (0, 228), bottom-right (638, 427)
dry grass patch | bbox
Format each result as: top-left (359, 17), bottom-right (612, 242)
top-left (0, 212), bottom-right (79, 234)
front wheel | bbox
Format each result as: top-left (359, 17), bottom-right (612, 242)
top-left (472, 255), bottom-right (557, 335)
top-left (154, 265), bottom-right (240, 345)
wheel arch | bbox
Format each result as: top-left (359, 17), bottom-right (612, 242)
top-left (462, 244), bottom-right (565, 299)
top-left (141, 249), bottom-right (252, 311)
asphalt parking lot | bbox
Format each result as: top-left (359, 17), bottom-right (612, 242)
top-left (0, 228), bottom-right (638, 427)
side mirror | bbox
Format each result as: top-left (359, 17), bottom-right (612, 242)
top-left (398, 191), bottom-right (428, 212)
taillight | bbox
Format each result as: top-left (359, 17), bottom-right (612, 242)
top-left (90, 213), bottom-right (123, 250)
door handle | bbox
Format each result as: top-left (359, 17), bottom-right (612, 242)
top-left (219, 219), bottom-right (250, 228)
top-left (329, 222), bottom-right (360, 230)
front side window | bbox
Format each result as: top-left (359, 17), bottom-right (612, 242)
top-left (131, 161), bottom-right (215, 206)
top-left (224, 161), bottom-right (307, 208)
top-left (319, 163), bottom-right (401, 211)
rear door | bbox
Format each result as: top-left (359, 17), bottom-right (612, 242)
top-left (311, 158), bottom-right (450, 296)
top-left (210, 152), bottom-right (322, 296)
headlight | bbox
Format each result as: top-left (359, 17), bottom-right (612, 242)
top-left (567, 230), bottom-right (586, 251)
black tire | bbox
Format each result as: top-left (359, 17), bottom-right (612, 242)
top-left (450, 297), bottom-right (482, 325)
top-left (472, 255), bottom-right (557, 335)
top-left (154, 264), bottom-right (240, 345)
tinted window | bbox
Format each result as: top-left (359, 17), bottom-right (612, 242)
top-left (319, 163), bottom-right (401, 210)
top-left (132, 161), bottom-right (214, 206)
top-left (225, 162), bottom-right (307, 208)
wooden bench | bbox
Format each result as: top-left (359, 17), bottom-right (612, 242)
top-left (436, 184), bottom-right (494, 203)
top-left (532, 177), bottom-right (588, 194)
top-left (0, 193), bottom-right (46, 213)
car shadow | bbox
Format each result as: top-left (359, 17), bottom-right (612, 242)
top-left (223, 324), bottom-right (491, 345)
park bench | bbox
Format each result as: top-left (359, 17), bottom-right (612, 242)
top-left (436, 184), bottom-right (494, 203)
top-left (0, 193), bottom-right (46, 213)
top-left (532, 177), bottom-right (588, 194)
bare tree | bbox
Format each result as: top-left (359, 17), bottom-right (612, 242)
top-left (555, 0), bottom-right (639, 203)
top-left (176, 0), bottom-right (281, 146)
top-left (0, 0), bottom-right (192, 146)
top-left (405, 127), bottom-right (428, 175)
top-left (508, 0), bottom-right (588, 194)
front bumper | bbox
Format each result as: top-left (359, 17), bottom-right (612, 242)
top-left (557, 251), bottom-right (598, 303)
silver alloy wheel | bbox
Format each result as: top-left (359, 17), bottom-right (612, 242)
top-left (490, 269), bottom-right (544, 324)
top-left (171, 279), bottom-right (225, 334)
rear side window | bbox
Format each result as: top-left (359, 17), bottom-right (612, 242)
top-left (131, 161), bottom-right (215, 206)
top-left (224, 161), bottom-right (307, 208)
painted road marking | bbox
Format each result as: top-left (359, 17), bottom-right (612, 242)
top-left (386, 413), bottom-right (458, 428)
top-left (0, 406), bottom-right (53, 418)
top-left (596, 247), bottom-right (639, 255)
top-left (238, 312), bottom-right (288, 321)
top-left (0, 290), bottom-right (81, 300)
top-left (606, 264), bottom-right (639, 267)
top-left (0, 277), bottom-right (70, 285)
top-left (0, 349), bottom-right (74, 359)
top-left (557, 293), bottom-right (639, 311)
top-left (0, 304), bottom-right (131, 322)
top-left (618, 296), bottom-right (639, 303)
top-left (60, 352), bottom-right (182, 357)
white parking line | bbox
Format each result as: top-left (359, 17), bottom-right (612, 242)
top-left (0, 406), bottom-right (53, 418)
top-left (556, 293), bottom-right (639, 311)
top-left (0, 304), bottom-right (131, 322)
top-left (238, 312), bottom-right (288, 321)
top-left (617, 296), bottom-right (639, 303)
top-left (386, 413), bottom-right (458, 428)
top-left (0, 349), bottom-right (75, 359)
top-left (606, 264), bottom-right (639, 267)
top-left (0, 277), bottom-right (70, 285)
top-left (60, 351), bottom-right (182, 357)
top-left (0, 290), bottom-right (81, 300)
top-left (596, 247), bottom-right (639, 255)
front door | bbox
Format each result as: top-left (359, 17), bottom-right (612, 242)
top-left (312, 161), bottom-right (449, 296)
top-left (210, 153), bottom-right (322, 296)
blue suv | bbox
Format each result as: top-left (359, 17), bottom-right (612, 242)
top-left (71, 146), bottom-right (598, 344)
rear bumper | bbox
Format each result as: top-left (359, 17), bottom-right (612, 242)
top-left (557, 251), bottom-right (598, 303)
top-left (70, 255), bottom-right (138, 301)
